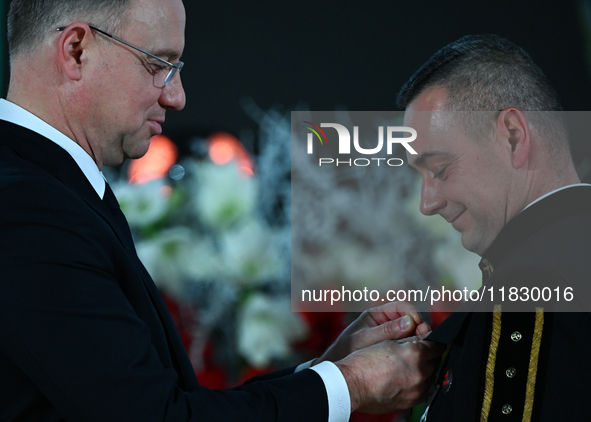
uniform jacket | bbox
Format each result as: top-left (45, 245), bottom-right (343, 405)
top-left (424, 185), bottom-right (591, 421)
top-left (0, 120), bottom-right (328, 421)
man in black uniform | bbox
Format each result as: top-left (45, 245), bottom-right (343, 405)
top-left (397, 34), bottom-right (591, 421)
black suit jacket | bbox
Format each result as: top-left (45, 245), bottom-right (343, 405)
top-left (0, 120), bottom-right (328, 421)
top-left (424, 186), bottom-right (591, 421)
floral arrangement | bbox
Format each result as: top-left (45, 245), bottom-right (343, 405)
top-left (110, 143), bottom-right (308, 380)
top-left (108, 104), bottom-right (481, 421)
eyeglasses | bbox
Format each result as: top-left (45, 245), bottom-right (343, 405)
top-left (56, 25), bottom-right (184, 88)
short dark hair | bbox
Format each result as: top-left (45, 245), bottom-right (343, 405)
top-left (397, 34), bottom-right (569, 156)
top-left (396, 34), bottom-right (562, 111)
top-left (7, 0), bottom-right (131, 58)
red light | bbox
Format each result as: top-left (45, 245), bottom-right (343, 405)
top-left (208, 132), bottom-right (255, 176)
top-left (210, 139), bottom-right (235, 165)
top-left (128, 135), bottom-right (178, 184)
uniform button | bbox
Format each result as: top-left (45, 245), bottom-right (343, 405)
top-left (502, 404), bottom-right (513, 414)
top-left (511, 331), bottom-right (522, 342)
top-left (506, 367), bottom-right (516, 378)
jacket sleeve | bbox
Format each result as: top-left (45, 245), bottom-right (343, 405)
top-left (0, 176), bottom-right (329, 422)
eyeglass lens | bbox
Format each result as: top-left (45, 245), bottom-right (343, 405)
top-left (154, 62), bottom-right (183, 88)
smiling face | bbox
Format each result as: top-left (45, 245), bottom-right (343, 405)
top-left (82, 0), bottom-right (186, 167)
top-left (404, 87), bottom-right (519, 256)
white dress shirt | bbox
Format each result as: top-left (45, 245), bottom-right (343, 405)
top-left (0, 98), bottom-right (352, 422)
top-left (0, 98), bottom-right (106, 198)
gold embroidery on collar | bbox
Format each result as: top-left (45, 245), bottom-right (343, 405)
top-left (480, 258), bottom-right (494, 278)
top-left (480, 304), bottom-right (502, 421)
top-left (522, 308), bottom-right (544, 422)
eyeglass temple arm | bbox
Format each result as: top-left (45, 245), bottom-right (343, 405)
top-left (56, 26), bottom-right (178, 69)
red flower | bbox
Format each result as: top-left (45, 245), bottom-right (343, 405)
top-left (160, 291), bottom-right (229, 389)
top-left (294, 310), bottom-right (347, 359)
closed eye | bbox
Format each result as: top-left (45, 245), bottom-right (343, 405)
top-left (146, 62), bottom-right (168, 75)
top-left (432, 166), bottom-right (448, 180)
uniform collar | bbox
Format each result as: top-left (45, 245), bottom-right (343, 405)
top-left (0, 98), bottom-right (105, 199)
top-left (479, 185), bottom-right (591, 283)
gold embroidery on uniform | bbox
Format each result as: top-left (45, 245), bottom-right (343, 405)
top-left (480, 304), bottom-right (502, 421)
top-left (522, 308), bottom-right (544, 422)
top-left (481, 258), bottom-right (494, 278)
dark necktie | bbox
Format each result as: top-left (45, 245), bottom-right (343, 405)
top-left (103, 182), bottom-right (137, 253)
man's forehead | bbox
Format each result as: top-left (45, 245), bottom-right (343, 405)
top-left (403, 86), bottom-right (457, 128)
top-left (123, 0), bottom-right (186, 58)
top-left (403, 88), bottom-right (471, 167)
top-left (125, 0), bottom-right (185, 34)
top-left (130, 0), bottom-right (186, 19)
top-left (406, 86), bottom-right (449, 112)
top-left (403, 108), bottom-right (457, 134)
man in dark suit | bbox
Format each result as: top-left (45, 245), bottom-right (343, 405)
top-left (397, 35), bottom-right (591, 421)
top-left (0, 0), bottom-right (444, 420)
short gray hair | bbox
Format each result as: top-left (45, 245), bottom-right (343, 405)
top-left (397, 35), bottom-right (570, 157)
top-left (7, 0), bottom-right (131, 58)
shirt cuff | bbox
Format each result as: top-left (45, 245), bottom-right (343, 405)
top-left (309, 361), bottom-right (351, 422)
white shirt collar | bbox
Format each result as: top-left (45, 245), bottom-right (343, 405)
top-left (0, 98), bottom-right (106, 199)
top-left (521, 183), bottom-right (591, 213)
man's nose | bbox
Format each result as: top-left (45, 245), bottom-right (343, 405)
top-left (159, 74), bottom-right (186, 111)
top-left (420, 178), bottom-right (446, 216)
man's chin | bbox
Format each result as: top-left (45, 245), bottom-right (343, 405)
top-left (460, 231), bottom-right (493, 256)
top-left (124, 139), bottom-right (152, 161)
top-left (460, 232), bottom-right (481, 255)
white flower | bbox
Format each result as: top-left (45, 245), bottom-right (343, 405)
top-left (433, 231), bottom-right (482, 291)
top-left (218, 221), bottom-right (284, 285)
top-left (334, 241), bottom-right (401, 291)
top-left (136, 227), bottom-right (222, 298)
top-left (292, 238), bottom-right (403, 296)
top-left (403, 175), bottom-right (481, 289)
top-left (112, 179), bottom-right (170, 228)
top-left (237, 294), bottom-right (307, 368)
top-left (189, 160), bottom-right (257, 230)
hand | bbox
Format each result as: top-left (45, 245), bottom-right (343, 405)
top-left (336, 338), bottom-right (445, 413)
top-left (316, 301), bottom-right (431, 365)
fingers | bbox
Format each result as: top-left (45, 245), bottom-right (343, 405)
top-left (338, 338), bottom-right (446, 414)
top-left (318, 302), bottom-right (430, 365)
top-left (366, 301), bottom-right (423, 327)
top-left (415, 321), bottom-right (431, 336)
top-left (359, 315), bottom-right (417, 345)
top-left (396, 331), bottom-right (430, 343)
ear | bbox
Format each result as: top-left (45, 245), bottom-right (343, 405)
top-left (496, 108), bottom-right (531, 169)
top-left (56, 23), bottom-right (94, 81)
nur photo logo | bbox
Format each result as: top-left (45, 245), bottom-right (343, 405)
top-left (301, 120), bottom-right (417, 167)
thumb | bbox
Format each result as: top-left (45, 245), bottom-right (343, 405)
top-left (362, 315), bottom-right (416, 345)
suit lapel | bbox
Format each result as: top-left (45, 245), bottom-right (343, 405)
top-left (0, 121), bottom-right (120, 240)
top-left (0, 120), bottom-right (197, 388)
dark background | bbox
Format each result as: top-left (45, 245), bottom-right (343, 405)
top-left (2, 0), bottom-right (591, 159)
